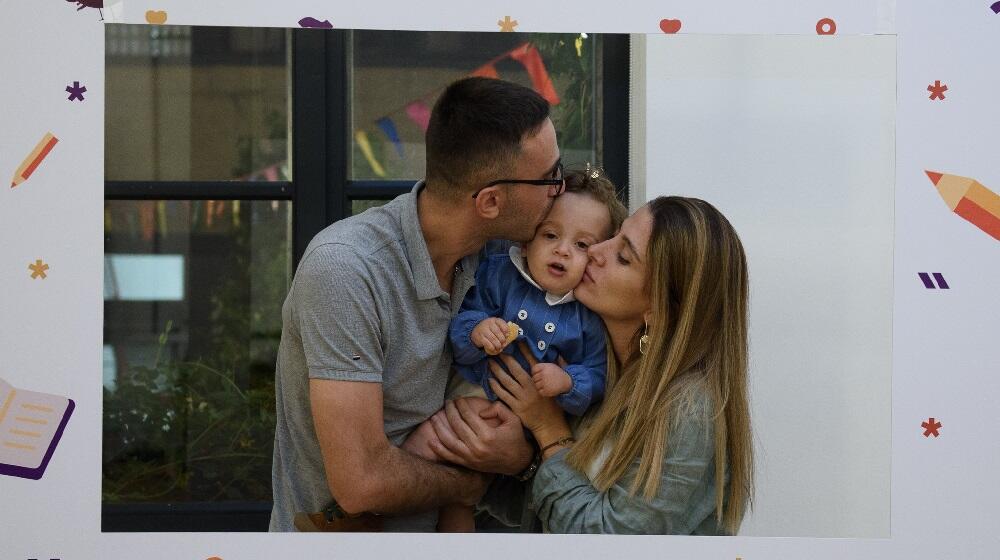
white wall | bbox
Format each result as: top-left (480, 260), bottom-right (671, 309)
top-left (634, 34), bottom-right (895, 537)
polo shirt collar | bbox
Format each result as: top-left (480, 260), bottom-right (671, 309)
top-left (508, 245), bottom-right (576, 306)
top-left (402, 182), bottom-right (445, 301)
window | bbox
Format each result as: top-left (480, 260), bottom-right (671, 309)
top-left (103, 25), bottom-right (628, 532)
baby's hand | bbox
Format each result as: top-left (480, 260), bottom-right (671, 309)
top-left (471, 318), bottom-right (516, 355)
top-left (531, 363), bottom-right (573, 397)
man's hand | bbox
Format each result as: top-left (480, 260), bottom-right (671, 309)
top-left (531, 362), bottom-right (573, 397)
top-left (401, 420), bottom-right (445, 463)
top-left (471, 317), bottom-right (513, 355)
top-left (428, 398), bottom-right (534, 476)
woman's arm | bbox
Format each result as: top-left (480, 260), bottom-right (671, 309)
top-left (531, 401), bottom-right (721, 534)
top-left (490, 353), bottom-right (722, 535)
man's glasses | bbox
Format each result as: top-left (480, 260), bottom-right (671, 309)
top-left (471, 162), bottom-right (565, 199)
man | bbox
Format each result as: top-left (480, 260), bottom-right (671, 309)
top-left (270, 77), bottom-right (562, 532)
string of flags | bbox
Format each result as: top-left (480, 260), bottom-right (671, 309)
top-left (106, 43), bottom-right (563, 236)
top-left (357, 42), bottom-right (561, 177)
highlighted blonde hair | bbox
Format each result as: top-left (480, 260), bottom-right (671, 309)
top-left (566, 196), bottom-right (754, 534)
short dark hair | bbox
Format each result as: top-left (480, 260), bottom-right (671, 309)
top-left (564, 167), bottom-right (628, 237)
top-left (425, 77), bottom-right (550, 198)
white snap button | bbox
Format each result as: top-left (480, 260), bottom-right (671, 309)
top-left (518, 328), bottom-right (524, 336)
top-left (544, 322), bottom-right (555, 333)
top-left (518, 309), bottom-right (528, 320)
top-left (537, 340), bottom-right (546, 351)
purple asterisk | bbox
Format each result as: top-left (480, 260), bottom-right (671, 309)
top-left (66, 81), bottom-right (87, 102)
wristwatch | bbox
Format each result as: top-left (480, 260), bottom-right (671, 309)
top-left (514, 449), bottom-right (541, 482)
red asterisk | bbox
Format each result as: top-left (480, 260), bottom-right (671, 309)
top-left (928, 80), bottom-right (948, 101)
top-left (921, 417), bottom-right (942, 437)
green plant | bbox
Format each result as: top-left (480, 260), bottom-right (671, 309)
top-left (102, 321), bottom-right (276, 503)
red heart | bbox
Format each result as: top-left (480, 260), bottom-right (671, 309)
top-left (659, 18), bottom-right (682, 34)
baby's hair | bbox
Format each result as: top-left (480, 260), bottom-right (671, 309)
top-left (563, 167), bottom-right (628, 237)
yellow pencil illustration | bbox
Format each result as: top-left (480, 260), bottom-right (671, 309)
top-left (925, 170), bottom-right (1000, 241)
top-left (10, 132), bottom-right (59, 188)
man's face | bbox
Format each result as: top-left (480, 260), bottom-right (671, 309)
top-left (500, 118), bottom-right (561, 241)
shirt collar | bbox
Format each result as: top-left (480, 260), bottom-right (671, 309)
top-left (402, 181), bottom-right (444, 301)
top-left (508, 245), bottom-right (576, 306)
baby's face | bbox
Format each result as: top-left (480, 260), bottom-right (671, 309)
top-left (524, 192), bottom-right (612, 296)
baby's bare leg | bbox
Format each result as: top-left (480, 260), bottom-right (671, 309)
top-left (438, 503), bottom-right (476, 532)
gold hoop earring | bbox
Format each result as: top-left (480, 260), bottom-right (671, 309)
top-left (639, 319), bottom-right (650, 355)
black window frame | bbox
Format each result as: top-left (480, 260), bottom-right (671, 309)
top-left (102, 28), bottom-right (629, 532)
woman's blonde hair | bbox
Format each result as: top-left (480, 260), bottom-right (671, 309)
top-left (566, 196), bottom-right (754, 534)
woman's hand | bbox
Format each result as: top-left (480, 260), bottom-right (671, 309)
top-left (488, 341), bottom-right (570, 440)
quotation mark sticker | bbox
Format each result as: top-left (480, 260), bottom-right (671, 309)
top-left (917, 272), bottom-right (949, 289)
top-left (922, 418), bottom-right (942, 437)
top-left (991, 2), bottom-right (1000, 14)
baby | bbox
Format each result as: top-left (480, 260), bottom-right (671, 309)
top-left (407, 168), bottom-right (627, 532)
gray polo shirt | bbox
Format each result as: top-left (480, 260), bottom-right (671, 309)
top-left (269, 182), bottom-right (478, 532)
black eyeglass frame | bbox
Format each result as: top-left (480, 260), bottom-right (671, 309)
top-left (470, 161), bottom-right (565, 199)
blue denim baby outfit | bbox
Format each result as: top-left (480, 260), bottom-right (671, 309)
top-left (449, 247), bottom-right (606, 416)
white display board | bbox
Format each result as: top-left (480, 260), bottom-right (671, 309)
top-left (636, 34), bottom-right (896, 537)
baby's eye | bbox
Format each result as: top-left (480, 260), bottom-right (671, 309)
top-left (575, 241), bottom-right (590, 250)
top-left (617, 253), bottom-right (630, 265)
top-left (544, 232), bottom-right (557, 240)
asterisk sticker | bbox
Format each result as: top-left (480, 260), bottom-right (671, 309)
top-left (66, 81), bottom-right (87, 102)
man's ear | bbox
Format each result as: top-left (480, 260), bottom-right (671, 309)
top-left (473, 186), bottom-right (503, 220)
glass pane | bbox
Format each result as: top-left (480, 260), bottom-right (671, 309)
top-left (351, 199), bottom-right (390, 215)
top-left (105, 25), bottom-right (290, 182)
top-left (102, 200), bottom-right (291, 504)
top-left (349, 30), bottom-right (600, 180)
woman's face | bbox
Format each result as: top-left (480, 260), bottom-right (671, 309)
top-left (575, 204), bottom-right (653, 323)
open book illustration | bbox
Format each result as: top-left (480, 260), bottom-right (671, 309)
top-left (0, 377), bottom-right (74, 480)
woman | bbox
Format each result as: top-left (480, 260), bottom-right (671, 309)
top-left (485, 195), bottom-right (754, 534)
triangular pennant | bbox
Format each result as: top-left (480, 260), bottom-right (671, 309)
top-left (509, 44), bottom-right (560, 105)
top-left (355, 129), bottom-right (387, 177)
top-left (376, 117), bottom-right (405, 158)
top-left (471, 63), bottom-right (499, 79)
top-left (405, 101), bottom-right (432, 133)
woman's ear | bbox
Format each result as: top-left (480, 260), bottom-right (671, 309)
top-left (643, 309), bottom-right (653, 328)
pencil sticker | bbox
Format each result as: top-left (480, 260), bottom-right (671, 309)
top-left (0, 378), bottom-right (74, 480)
top-left (10, 133), bottom-right (58, 188)
top-left (926, 170), bottom-right (1000, 241)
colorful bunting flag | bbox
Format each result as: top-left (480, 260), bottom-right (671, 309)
top-left (471, 63), bottom-right (499, 79)
top-left (405, 101), bottom-right (432, 133)
top-left (355, 129), bottom-right (387, 177)
top-left (509, 44), bottom-right (560, 105)
top-left (376, 117), bottom-right (405, 158)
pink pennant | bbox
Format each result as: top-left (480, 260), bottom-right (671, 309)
top-left (509, 44), bottom-right (560, 105)
top-left (405, 100), bottom-right (432, 133)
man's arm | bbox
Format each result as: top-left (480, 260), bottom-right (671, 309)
top-left (310, 378), bottom-right (491, 516)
